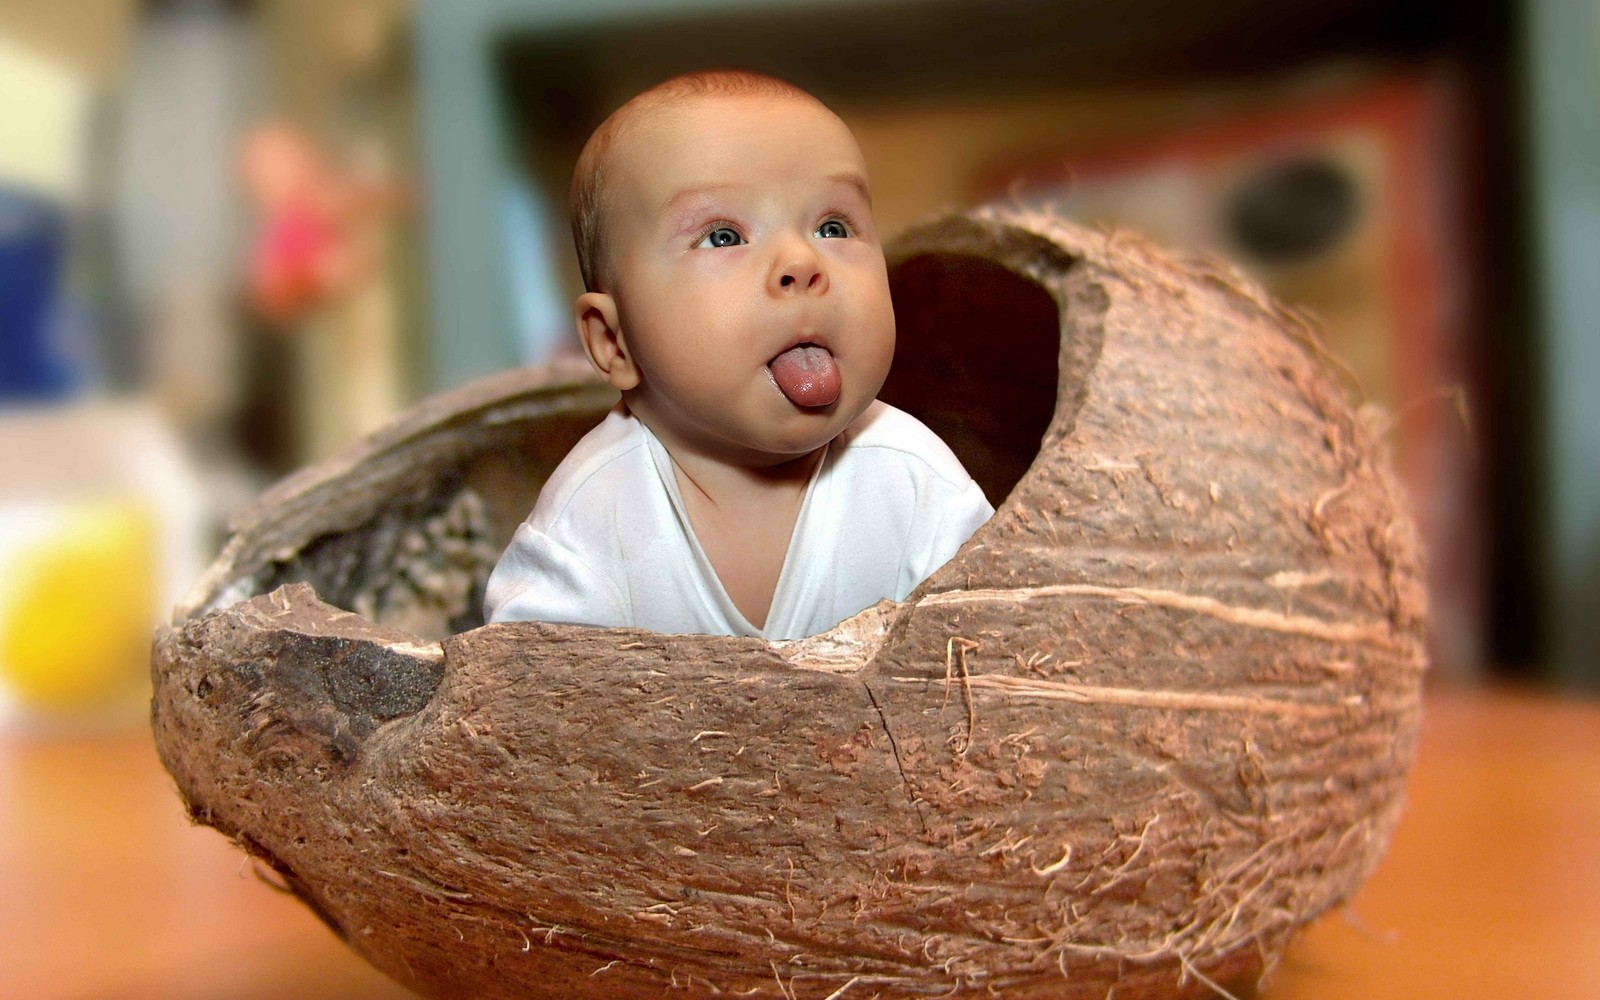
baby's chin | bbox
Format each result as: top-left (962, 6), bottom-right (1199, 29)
top-left (757, 393), bottom-right (873, 458)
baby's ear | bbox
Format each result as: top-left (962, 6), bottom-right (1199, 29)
top-left (575, 292), bottom-right (640, 391)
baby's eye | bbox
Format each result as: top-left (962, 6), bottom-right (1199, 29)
top-left (815, 219), bottom-right (851, 239)
top-left (697, 226), bottom-right (745, 249)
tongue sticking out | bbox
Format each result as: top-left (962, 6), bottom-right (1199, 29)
top-left (769, 345), bottom-right (841, 407)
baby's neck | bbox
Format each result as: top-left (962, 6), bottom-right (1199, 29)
top-left (670, 445), bottom-right (821, 502)
top-left (667, 446), bottom-right (824, 631)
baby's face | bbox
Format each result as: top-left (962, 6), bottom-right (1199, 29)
top-left (602, 93), bottom-right (895, 466)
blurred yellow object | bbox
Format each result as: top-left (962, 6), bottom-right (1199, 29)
top-left (0, 501), bottom-right (157, 711)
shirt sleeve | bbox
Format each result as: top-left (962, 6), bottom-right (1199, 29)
top-left (908, 477), bottom-right (994, 590)
top-left (482, 521), bottom-right (629, 628)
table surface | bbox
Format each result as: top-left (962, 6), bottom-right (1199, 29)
top-left (3, 685), bottom-right (1597, 1000)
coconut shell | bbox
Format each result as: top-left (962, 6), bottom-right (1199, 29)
top-left (151, 209), bottom-right (1428, 999)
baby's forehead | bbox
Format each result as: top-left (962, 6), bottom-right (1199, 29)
top-left (603, 100), bottom-right (697, 171)
top-left (614, 91), bottom-right (840, 159)
top-left (608, 93), bottom-right (858, 191)
top-left (609, 93), bottom-right (743, 161)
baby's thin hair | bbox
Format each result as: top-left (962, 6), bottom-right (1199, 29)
top-left (570, 69), bottom-right (822, 292)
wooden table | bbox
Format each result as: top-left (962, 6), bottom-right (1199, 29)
top-left (3, 687), bottom-right (1596, 999)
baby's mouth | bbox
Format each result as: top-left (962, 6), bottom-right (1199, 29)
top-left (768, 343), bottom-right (841, 408)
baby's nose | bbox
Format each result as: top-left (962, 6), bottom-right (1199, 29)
top-left (772, 247), bottom-right (827, 294)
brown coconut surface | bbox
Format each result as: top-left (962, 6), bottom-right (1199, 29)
top-left (151, 209), bottom-right (1428, 999)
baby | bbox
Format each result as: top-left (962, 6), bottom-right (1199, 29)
top-left (484, 70), bottom-right (993, 640)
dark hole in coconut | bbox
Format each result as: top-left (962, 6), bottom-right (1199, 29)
top-left (883, 252), bottom-right (1061, 507)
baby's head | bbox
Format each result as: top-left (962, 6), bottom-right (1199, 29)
top-left (568, 70), bottom-right (896, 468)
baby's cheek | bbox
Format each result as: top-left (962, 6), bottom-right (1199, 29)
top-left (677, 273), bottom-right (751, 322)
top-left (681, 249), bottom-right (754, 281)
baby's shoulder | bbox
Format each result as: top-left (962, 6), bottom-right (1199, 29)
top-left (530, 405), bottom-right (657, 523)
top-left (837, 400), bottom-right (972, 487)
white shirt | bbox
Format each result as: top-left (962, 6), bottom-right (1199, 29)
top-left (484, 400), bottom-right (993, 640)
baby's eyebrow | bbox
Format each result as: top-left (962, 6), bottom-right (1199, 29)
top-left (827, 172), bottom-right (872, 204)
top-left (660, 174), bottom-right (871, 218)
top-left (658, 184), bottom-right (739, 227)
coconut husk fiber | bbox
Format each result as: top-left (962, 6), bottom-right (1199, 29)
top-left (151, 208), bottom-right (1428, 1000)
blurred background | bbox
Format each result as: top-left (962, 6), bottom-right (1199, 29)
top-left (1, 0), bottom-right (1596, 713)
top-left (2, 3), bottom-right (1598, 998)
